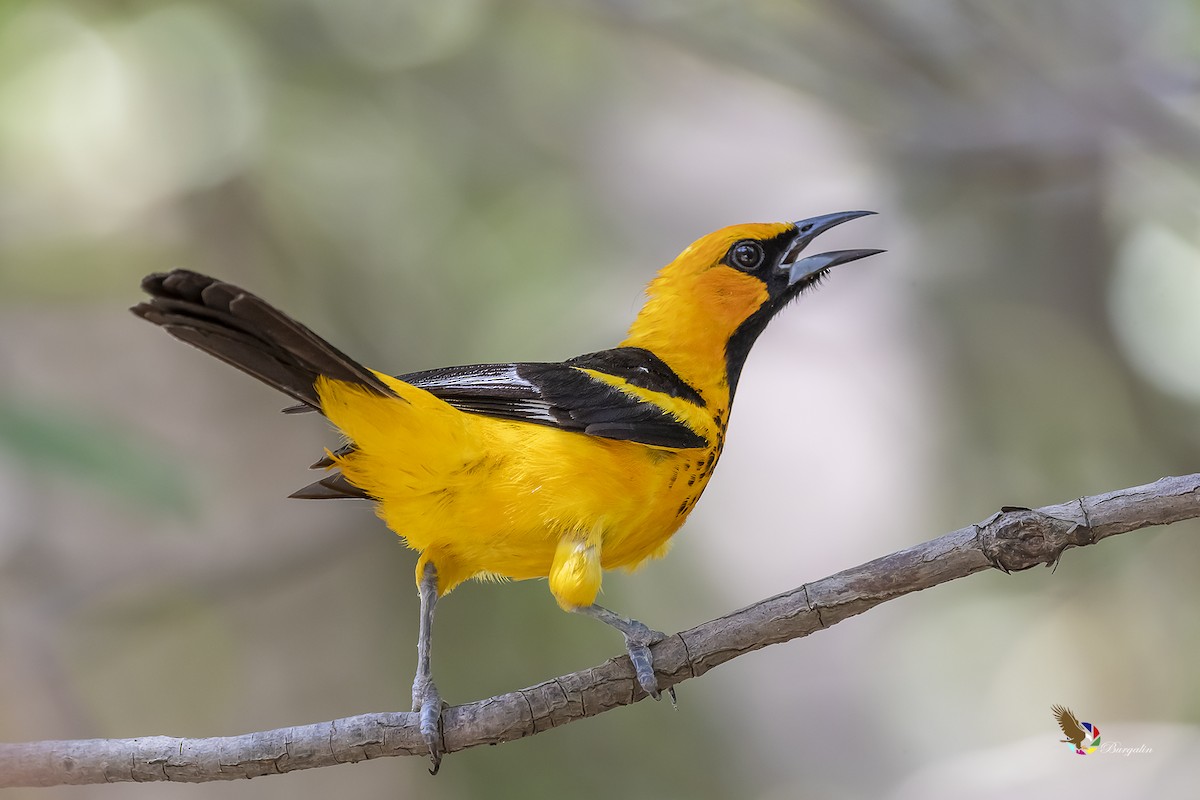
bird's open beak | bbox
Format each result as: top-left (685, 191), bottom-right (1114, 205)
top-left (783, 210), bottom-right (884, 285)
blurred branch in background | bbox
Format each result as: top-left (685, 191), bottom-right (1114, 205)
top-left (3, 473), bottom-right (1197, 787)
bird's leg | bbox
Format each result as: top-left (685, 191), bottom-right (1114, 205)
top-left (575, 603), bottom-right (675, 705)
top-left (411, 561), bottom-right (445, 774)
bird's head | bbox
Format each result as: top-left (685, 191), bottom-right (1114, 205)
top-left (624, 211), bottom-right (882, 397)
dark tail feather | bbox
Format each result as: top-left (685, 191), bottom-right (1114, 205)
top-left (132, 270), bottom-right (394, 410)
top-left (134, 269), bottom-right (388, 501)
top-left (289, 472), bottom-right (371, 500)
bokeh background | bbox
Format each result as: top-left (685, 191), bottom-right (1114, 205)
top-left (3, 1), bottom-right (1200, 798)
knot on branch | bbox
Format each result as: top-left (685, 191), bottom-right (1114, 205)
top-left (976, 507), bottom-right (1092, 572)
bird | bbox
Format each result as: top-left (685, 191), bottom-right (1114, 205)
top-left (132, 211), bottom-right (881, 772)
top-left (1052, 704), bottom-right (1088, 750)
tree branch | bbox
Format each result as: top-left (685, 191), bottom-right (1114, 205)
top-left (3, 474), bottom-right (1197, 787)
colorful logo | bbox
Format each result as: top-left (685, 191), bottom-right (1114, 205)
top-left (1052, 705), bottom-right (1101, 755)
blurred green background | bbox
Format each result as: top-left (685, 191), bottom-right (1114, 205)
top-left (2, 1), bottom-right (1200, 798)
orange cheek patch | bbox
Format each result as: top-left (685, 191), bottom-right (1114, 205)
top-left (695, 267), bottom-right (770, 331)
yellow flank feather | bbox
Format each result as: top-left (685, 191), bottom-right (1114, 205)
top-left (548, 528), bottom-right (603, 610)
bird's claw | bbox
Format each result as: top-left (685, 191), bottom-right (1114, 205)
top-left (412, 678), bottom-right (445, 774)
top-left (621, 621), bottom-right (672, 702)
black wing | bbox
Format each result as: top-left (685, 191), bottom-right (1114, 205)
top-left (401, 347), bottom-right (708, 449)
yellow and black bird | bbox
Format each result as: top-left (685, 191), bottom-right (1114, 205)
top-left (132, 211), bottom-right (881, 771)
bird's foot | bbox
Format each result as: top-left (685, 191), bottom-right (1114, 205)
top-left (620, 620), bottom-right (676, 706)
top-left (411, 677), bottom-right (445, 774)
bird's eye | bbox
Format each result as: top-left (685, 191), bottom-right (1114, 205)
top-left (729, 241), bottom-right (764, 271)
